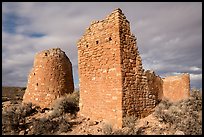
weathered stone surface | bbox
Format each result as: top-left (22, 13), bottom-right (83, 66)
top-left (77, 8), bottom-right (164, 129)
top-left (78, 8), bottom-right (124, 129)
top-left (77, 8), bottom-right (191, 129)
top-left (162, 73), bottom-right (190, 102)
top-left (23, 48), bottom-right (74, 108)
top-left (145, 70), bottom-right (163, 103)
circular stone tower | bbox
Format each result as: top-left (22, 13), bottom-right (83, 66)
top-left (22, 48), bottom-right (74, 108)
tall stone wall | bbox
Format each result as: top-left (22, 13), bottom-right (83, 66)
top-left (77, 9), bottom-right (123, 128)
top-left (77, 8), bottom-right (163, 128)
top-left (163, 73), bottom-right (190, 102)
top-left (117, 10), bottom-right (160, 119)
top-left (23, 48), bottom-right (74, 108)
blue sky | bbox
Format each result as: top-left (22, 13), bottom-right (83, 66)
top-left (2, 2), bottom-right (202, 90)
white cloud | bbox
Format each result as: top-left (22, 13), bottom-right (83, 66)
top-left (189, 66), bottom-right (202, 71)
top-left (2, 2), bottom-right (202, 89)
top-left (164, 37), bottom-right (180, 46)
top-left (190, 74), bottom-right (202, 81)
top-left (150, 35), bottom-right (166, 43)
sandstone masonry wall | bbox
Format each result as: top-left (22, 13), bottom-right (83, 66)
top-left (163, 73), bottom-right (190, 102)
top-left (77, 9), bottom-right (123, 128)
top-left (77, 8), bottom-right (163, 128)
top-left (145, 70), bottom-right (163, 103)
top-left (23, 48), bottom-right (74, 108)
top-left (144, 70), bottom-right (163, 116)
top-left (118, 10), bottom-right (160, 119)
top-left (118, 10), bottom-right (163, 118)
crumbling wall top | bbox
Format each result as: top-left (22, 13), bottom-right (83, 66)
top-left (77, 8), bottom-right (129, 46)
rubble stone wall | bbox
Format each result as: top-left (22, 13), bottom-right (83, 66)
top-left (118, 9), bottom-right (150, 119)
top-left (119, 10), bottom-right (163, 118)
top-left (163, 73), bottom-right (190, 102)
top-left (77, 9), bottom-right (123, 128)
top-left (23, 48), bottom-right (74, 108)
top-left (77, 8), bottom-right (163, 128)
top-left (145, 70), bottom-right (163, 103)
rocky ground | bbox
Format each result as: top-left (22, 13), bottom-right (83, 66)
top-left (2, 87), bottom-right (202, 135)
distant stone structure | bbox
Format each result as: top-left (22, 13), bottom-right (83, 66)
top-left (77, 8), bottom-right (163, 128)
top-left (163, 73), bottom-right (190, 102)
top-left (23, 48), bottom-right (74, 108)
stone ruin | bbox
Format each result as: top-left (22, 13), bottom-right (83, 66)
top-left (77, 8), bottom-right (190, 128)
top-left (23, 48), bottom-right (74, 108)
top-left (163, 73), bottom-right (190, 102)
top-left (22, 8), bottom-right (191, 129)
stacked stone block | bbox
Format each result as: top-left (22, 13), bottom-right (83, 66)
top-left (23, 48), bottom-right (74, 108)
top-left (144, 70), bottom-right (163, 117)
top-left (77, 9), bottom-right (123, 128)
top-left (118, 11), bottom-right (163, 118)
top-left (77, 8), bottom-right (163, 128)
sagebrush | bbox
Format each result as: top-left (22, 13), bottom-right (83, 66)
top-left (2, 91), bottom-right (80, 135)
top-left (49, 91), bottom-right (79, 118)
top-left (153, 89), bottom-right (202, 135)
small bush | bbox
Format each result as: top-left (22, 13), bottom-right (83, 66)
top-left (2, 102), bottom-right (37, 135)
top-left (154, 89), bottom-right (202, 135)
top-left (31, 118), bottom-right (58, 135)
top-left (50, 92), bottom-right (79, 118)
top-left (2, 92), bottom-right (80, 135)
top-left (29, 115), bottom-right (71, 135)
top-left (102, 124), bottom-right (113, 135)
top-left (58, 118), bottom-right (71, 133)
top-left (31, 118), bottom-right (56, 135)
top-left (122, 115), bottom-right (138, 128)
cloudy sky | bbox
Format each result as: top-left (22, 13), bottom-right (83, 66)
top-left (2, 2), bottom-right (202, 90)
